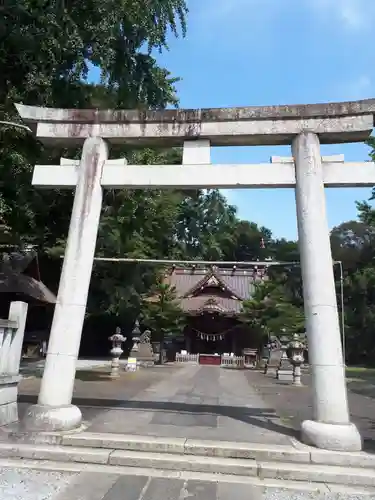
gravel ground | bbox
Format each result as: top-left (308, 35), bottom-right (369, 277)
top-left (262, 490), bottom-right (375, 500)
top-left (0, 467), bottom-right (373, 500)
top-left (0, 468), bottom-right (77, 500)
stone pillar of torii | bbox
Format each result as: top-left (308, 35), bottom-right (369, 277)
top-left (16, 100), bottom-right (375, 451)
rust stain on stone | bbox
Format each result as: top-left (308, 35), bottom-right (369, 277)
top-left (15, 99), bottom-right (375, 129)
top-left (57, 99), bottom-right (375, 124)
top-left (76, 139), bottom-right (102, 255)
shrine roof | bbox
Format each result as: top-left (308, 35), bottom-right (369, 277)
top-left (166, 266), bottom-right (265, 303)
top-left (179, 295), bottom-right (242, 316)
top-left (0, 267), bottom-right (56, 303)
top-left (0, 252), bottom-right (56, 303)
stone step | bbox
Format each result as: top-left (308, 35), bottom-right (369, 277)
top-left (59, 431), bottom-right (375, 469)
top-left (3, 456), bottom-right (375, 498)
top-left (0, 442), bottom-right (375, 487)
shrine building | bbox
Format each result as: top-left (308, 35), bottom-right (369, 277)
top-left (164, 265), bottom-right (267, 362)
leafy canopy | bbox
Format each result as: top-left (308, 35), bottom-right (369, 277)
top-left (141, 276), bottom-right (185, 342)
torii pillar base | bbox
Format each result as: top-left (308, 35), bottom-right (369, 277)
top-left (301, 421), bottom-right (362, 452)
top-left (22, 404), bottom-right (82, 432)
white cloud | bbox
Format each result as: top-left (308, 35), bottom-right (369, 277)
top-left (197, 0), bottom-right (375, 32)
top-left (311, 0), bottom-right (375, 30)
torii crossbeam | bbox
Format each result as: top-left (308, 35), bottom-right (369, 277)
top-left (32, 149), bottom-right (375, 189)
top-left (16, 99), bottom-right (375, 452)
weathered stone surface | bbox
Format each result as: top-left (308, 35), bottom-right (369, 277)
top-left (0, 467), bottom-right (77, 500)
top-left (184, 439), bottom-right (310, 463)
top-left (0, 302), bottom-right (28, 426)
top-left (310, 449), bottom-right (375, 468)
top-left (293, 132), bottom-right (361, 452)
top-left (62, 433), bottom-right (186, 454)
top-left (57, 431), bottom-right (375, 470)
top-left (108, 449), bottom-right (258, 476)
top-left (16, 100), bottom-right (375, 146)
top-left (55, 472), bottom-right (119, 500)
top-left (2, 440), bottom-right (375, 488)
top-left (22, 404), bottom-right (82, 432)
top-left (277, 371), bottom-right (294, 382)
top-left (141, 477), bottom-right (181, 500)
top-left (258, 461), bottom-right (375, 487)
top-left (32, 115), bottom-right (375, 146)
top-left (2, 464), bottom-right (375, 499)
top-left (16, 98), bottom-right (375, 124)
top-left (32, 161), bottom-right (375, 190)
top-left (0, 443), bottom-right (111, 464)
top-left (301, 420), bottom-right (363, 453)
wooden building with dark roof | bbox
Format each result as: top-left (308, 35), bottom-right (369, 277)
top-left (165, 265), bottom-right (267, 358)
top-left (0, 251), bottom-right (57, 358)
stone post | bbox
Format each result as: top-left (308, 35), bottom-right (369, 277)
top-left (109, 329), bottom-right (126, 379)
top-left (288, 334), bottom-right (305, 387)
top-left (23, 136), bottom-right (108, 431)
top-left (293, 132), bottom-right (361, 451)
top-left (0, 301), bottom-right (28, 425)
top-left (293, 364), bottom-right (302, 386)
top-left (7, 302), bottom-right (28, 374)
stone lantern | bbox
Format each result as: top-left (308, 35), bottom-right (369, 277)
top-left (276, 332), bottom-right (294, 381)
top-left (288, 333), bottom-right (305, 386)
top-left (131, 319), bottom-right (141, 352)
top-left (108, 327), bottom-right (126, 378)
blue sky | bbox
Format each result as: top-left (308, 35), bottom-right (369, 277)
top-left (90, 0), bottom-right (375, 240)
top-left (156, 0), bottom-right (375, 240)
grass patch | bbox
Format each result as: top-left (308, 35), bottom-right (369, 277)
top-left (74, 369), bottom-right (112, 381)
top-left (25, 365), bottom-right (138, 382)
top-left (346, 366), bottom-right (375, 383)
top-left (74, 367), bottom-right (140, 382)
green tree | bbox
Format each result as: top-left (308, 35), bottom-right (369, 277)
top-left (330, 220), bottom-right (375, 272)
top-left (1, 0), bottom-right (188, 253)
top-left (343, 266), bottom-right (375, 365)
top-left (221, 220), bottom-right (272, 262)
top-left (0, 0), bottom-right (189, 334)
top-left (88, 148), bottom-right (185, 321)
top-left (241, 280), bottom-right (305, 344)
top-left (141, 276), bottom-right (185, 356)
top-left (176, 190), bottom-right (237, 260)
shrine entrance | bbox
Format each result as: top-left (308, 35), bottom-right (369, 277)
top-left (186, 314), bottom-right (242, 366)
top-left (194, 327), bottom-right (229, 356)
top-left (163, 265), bottom-right (259, 363)
top-left (16, 99), bottom-right (374, 451)
top-left (185, 314), bottom-right (245, 356)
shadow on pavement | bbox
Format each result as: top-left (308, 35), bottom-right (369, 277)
top-left (347, 381), bottom-right (375, 399)
top-left (18, 394), bottom-right (299, 440)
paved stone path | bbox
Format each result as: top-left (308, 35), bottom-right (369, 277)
top-left (17, 364), bottom-right (184, 427)
top-left (1, 466), bottom-right (373, 500)
top-left (17, 362), bottom-right (375, 448)
top-left (8, 364), bottom-right (375, 498)
top-left (245, 370), bottom-right (375, 452)
top-left (85, 364), bottom-right (294, 444)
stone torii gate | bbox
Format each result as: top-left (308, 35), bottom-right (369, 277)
top-left (16, 100), bottom-right (375, 451)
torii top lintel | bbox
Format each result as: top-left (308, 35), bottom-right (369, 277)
top-left (15, 99), bottom-right (375, 147)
